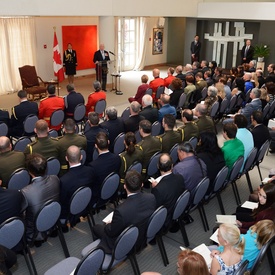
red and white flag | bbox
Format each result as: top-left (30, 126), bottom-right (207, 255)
top-left (53, 32), bottom-right (65, 82)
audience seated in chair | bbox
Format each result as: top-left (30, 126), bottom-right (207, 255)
top-left (124, 101), bottom-right (144, 133)
top-left (158, 94), bottom-right (176, 123)
top-left (169, 78), bottom-right (184, 108)
top-left (193, 104), bottom-right (215, 134)
top-left (149, 68), bottom-right (165, 102)
top-left (139, 95), bottom-right (159, 124)
top-left (128, 74), bottom-right (149, 104)
top-left (163, 67), bottom-right (175, 88)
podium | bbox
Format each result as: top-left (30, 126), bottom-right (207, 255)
top-left (111, 73), bottom-right (123, 95)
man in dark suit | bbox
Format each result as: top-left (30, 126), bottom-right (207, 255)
top-left (124, 101), bottom-right (144, 133)
top-left (88, 132), bottom-right (121, 204)
top-left (63, 43), bottom-right (77, 84)
top-left (92, 170), bottom-right (156, 253)
top-left (190, 35), bottom-right (201, 63)
top-left (151, 154), bottom-right (185, 230)
top-left (139, 94), bottom-right (158, 124)
top-left (59, 146), bottom-right (93, 224)
top-left (241, 40), bottom-right (254, 64)
top-left (64, 84), bottom-right (85, 118)
top-left (10, 90), bottom-right (38, 137)
top-left (101, 106), bottom-right (124, 152)
top-left (251, 111), bottom-right (270, 150)
top-left (93, 44), bottom-right (110, 91)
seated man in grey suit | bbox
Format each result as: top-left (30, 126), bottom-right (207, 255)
top-left (92, 170), bottom-right (156, 253)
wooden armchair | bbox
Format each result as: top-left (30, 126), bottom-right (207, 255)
top-left (18, 65), bottom-right (47, 101)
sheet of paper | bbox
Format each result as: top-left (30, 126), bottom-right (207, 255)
top-left (262, 177), bottom-right (270, 184)
top-left (102, 211), bottom-right (114, 223)
top-left (148, 176), bottom-right (163, 184)
top-left (216, 215), bottom-right (236, 224)
top-left (268, 119), bottom-right (275, 129)
top-left (164, 87), bottom-right (173, 95)
top-left (69, 269), bottom-right (76, 275)
top-left (192, 243), bottom-right (212, 268)
top-left (241, 201), bottom-right (258, 210)
top-left (210, 228), bottom-right (219, 244)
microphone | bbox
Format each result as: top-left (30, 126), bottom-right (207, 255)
top-left (109, 51), bottom-right (115, 55)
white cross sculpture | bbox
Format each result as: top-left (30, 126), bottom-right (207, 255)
top-left (204, 22), bottom-right (253, 68)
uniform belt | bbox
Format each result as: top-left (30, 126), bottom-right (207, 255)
top-left (61, 165), bottom-right (68, 170)
top-left (43, 117), bottom-right (50, 120)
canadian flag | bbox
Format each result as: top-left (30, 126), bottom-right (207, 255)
top-left (53, 32), bottom-right (65, 82)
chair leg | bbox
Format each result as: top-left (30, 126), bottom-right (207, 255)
top-left (87, 213), bottom-right (94, 236)
top-left (200, 205), bottom-right (209, 231)
top-left (156, 236), bottom-right (169, 266)
top-left (129, 254), bottom-right (140, 275)
top-left (216, 192), bottom-right (225, 214)
top-left (179, 218), bottom-right (189, 247)
top-left (245, 172), bottom-right (253, 194)
top-left (198, 206), bottom-right (208, 232)
top-left (231, 181), bottom-right (241, 205)
top-left (57, 223), bottom-right (70, 258)
top-left (257, 164), bottom-right (263, 181)
top-left (23, 246), bottom-right (37, 275)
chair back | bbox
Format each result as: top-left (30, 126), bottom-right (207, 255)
top-left (0, 122), bottom-right (8, 137)
top-left (74, 104), bottom-right (86, 122)
top-left (121, 107), bottom-right (130, 121)
top-left (92, 147), bottom-right (99, 161)
top-left (233, 260), bottom-right (249, 275)
top-left (23, 114), bottom-right (38, 134)
top-left (75, 247), bottom-right (105, 275)
top-left (147, 152), bottom-right (161, 177)
top-left (113, 225), bottom-right (139, 261)
top-left (177, 93), bottom-right (187, 110)
top-left (191, 177), bottom-right (210, 206)
top-left (19, 65), bottom-right (39, 87)
top-left (156, 86), bottom-right (165, 100)
top-left (213, 166), bottom-right (229, 192)
top-left (113, 133), bottom-right (125, 155)
top-left (245, 89), bottom-right (252, 102)
top-left (135, 130), bottom-right (142, 143)
top-left (256, 140), bottom-right (270, 165)
top-left (13, 136), bottom-right (32, 152)
top-left (243, 147), bottom-right (257, 173)
top-left (228, 157), bottom-right (244, 182)
top-left (169, 143), bottom-right (179, 164)
top-left (46, 157), bottom-right (60, 176)
top-left (94, 99), bottom-right (106, 115)
top-left (70, 187), bottom-right (92, 216)
top-left (80, 149), bottom-right (86, 165)
top-left (50, 109), bottom-right (65, 127)
top-left (101, 173), bottom-right (120, 201)
top-left (268, 100), bottom-right (275, 116)
top-left (151, 121), bottom-right (161, 136)
top-left (145, 88), bottom-right (153, 96)
top-left (189, 136), bottom-right (198, 150)
top-left (49, 129), bottom-right (58, 138)
top-left (8, 168), bottom-right (30, 190)
top-left (201, 87), bottom-right (208, 100)
top-left (228, 95), bottom-right (237, 112)
top-left (262, 103), bottom-right (270, 120)
top-left (35, 200), bottom-right (61, 233)
top-left (219, 98), bottom-right (229, 114)
top-left (147, 206), bottom-right (167, 242)
top-left (210, 101), bottom-right (219, 118)
top-left (128, 161), bottom-right (142, 174)
top-left (173, 190), bottom-right (191, 220)
top-left (0, 217), bottom-right (25, 249)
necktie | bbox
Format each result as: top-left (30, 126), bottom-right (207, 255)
top-left (245, 46), bottom-right (248, 57)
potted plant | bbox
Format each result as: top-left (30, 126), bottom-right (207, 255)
top-left (253, 44), bottom-right (270, 62)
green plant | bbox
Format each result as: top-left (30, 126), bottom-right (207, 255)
top-left (253, 44), bottom-right (270, 58)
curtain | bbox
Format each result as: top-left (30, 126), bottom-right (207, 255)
top-left (133, 17), bottom-right (148, 71)
top-left (0, 17), bottom-right (36, 95)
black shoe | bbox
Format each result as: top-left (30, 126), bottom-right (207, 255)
top-left (182, 214), bottom-right (194, 225)
top-left (61, 224), bottom-right (69, 233)
top-left (169, 221), bottom-right (180, 233)
top-left (269, 149), bottom-right (275, 153)
top-left (34, 240), bottom-right (44, 247)
top-left (49, 229), bottom-right (58, 238)
top-left (149, 237), bottom-right (156, 245)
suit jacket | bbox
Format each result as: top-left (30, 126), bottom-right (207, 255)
top-left (151, 173), bottom-right (185, 229)
top-left (251, 124), bottom-right (271, 150)
top-left (240, 99), bottom-right (262, 125)
top-left (59, 165), bottom-right (93, 219)
top-left (10, 101), bottom-right (38, 137)
top-left (0, 187), bottom-right (24, 224)
top-left (64, 91), bottom-right (85, 117)
top-left (190, 41), bottom-right (201, 60)
top-left (88, 151), bottom-right (121, 203)
top-left (124, 114), bottom-right (144, 133)
top-left (21, 175), bottom-right (60, 240)
top-left (101, 118), bottom-right (125, 151)
top-left (158, 104), bottom-right (177, 123)
top-left (95, 192), bottom-right (156, 253)
top-left (93, 50), bottom-right (110, 77)
top-left (241, 45), bottom-right (254, 63)
top-left (139, 106), bottom-right (159, 124)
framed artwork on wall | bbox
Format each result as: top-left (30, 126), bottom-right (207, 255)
top-left (153, 28), bottom-right (164, 55)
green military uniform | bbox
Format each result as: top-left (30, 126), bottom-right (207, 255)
top-left (119, 145), bottom-right (143, 184)
top-left (159, 130), bottom-right (182, 153)
top-left (195, 79), bottom-right (207, 92)
top-left (57, 133), bottom-right (87, 171)
top-left (195, 115), bottom-right (215, 134)
top-left (24, 136), bottom-right (59, 159)
top-left (0, 150), bottom-right (25, 188)
top-left (138, 135), bottom-right (162, 175)
top-left (177, 122), bottom-right (199, 142)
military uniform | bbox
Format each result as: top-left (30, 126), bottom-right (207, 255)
top-left (0, 150), bottom-right (25, 188)
top-left (39, 95), bottom-right (65, 130)
top-left (24, 136), bottom-right (59, 159)
top-left (57, 133), bottom-right (87, 172)
top-left (119, 145), bottom-right (143, 184)
top-left (159, 130), bottom-right (182, 153)
top-left (195, 116), bottom-right (215, 134)
top-left (138, 135), bottom-right (162, 175)
top-left (177, 122), bottom-right (199, 142)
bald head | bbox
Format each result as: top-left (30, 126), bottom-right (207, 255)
top-left (160, 94), bottom-right (170, 105)
top-left (99, 44), bottom-right (105, 51)
top-left (0, 136), bottom-right (11, 153)
top-left (158, 153), bottom-right (173, 173)
top-left (66, 145), bottom-right (82, 165)
top-left (153, 68), bottom-right (160, 78)
top-left (35, 119), bottom-right (49, 137)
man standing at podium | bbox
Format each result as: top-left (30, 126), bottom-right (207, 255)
top-left (93, 44), bottom-right (110, 91)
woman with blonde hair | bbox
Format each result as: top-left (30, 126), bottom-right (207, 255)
top-left (215, 82), bottom-right (226, 102)
top-left (260, 87), bottom-right (270, 109)
top-left (177, 249), bottom-right (209, 275)
top-left (210, 223), bottom-right (245, 275)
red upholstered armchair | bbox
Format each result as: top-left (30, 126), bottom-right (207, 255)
top-left (18, 65), bottom-right (47, 101)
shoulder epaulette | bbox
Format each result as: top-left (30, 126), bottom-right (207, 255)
top-left (40, 97), bottom-right (49, 102)
top-left (135, 144), bottom-right (143, 151)
top-left (12, 107), bottom-right (17, 120)
top-left (50, 137), bottom-right (59, 141)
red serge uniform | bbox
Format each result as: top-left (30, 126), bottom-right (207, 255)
top-left (164, 75), bottom-right (176, 87)
top-left (85, 91), bottom-right (106, 117)
top-left (149, 77), bottom-right (165, 101)
top-left (39, 95), bottom-right (65, 130)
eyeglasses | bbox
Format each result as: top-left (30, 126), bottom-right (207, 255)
top-left (258, 192), bottom-right (267, 200)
